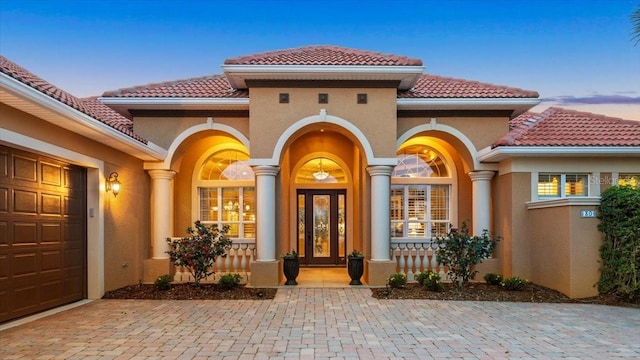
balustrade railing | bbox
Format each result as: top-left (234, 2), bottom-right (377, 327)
top-left (171, 239), bottom-right (256, 284)
top-left (391, 239), bottom-right (446, 282)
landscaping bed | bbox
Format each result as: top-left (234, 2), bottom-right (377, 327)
top-left (102, 283), bottom-right (276, 300)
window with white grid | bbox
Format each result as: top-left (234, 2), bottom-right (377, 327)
top-left (390, 184), bottom-right (450, 238)
top-left (199, 187), bottom-right (255, 239)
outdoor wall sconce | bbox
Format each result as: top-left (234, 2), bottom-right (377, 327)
top-left (106, 172), bottom-right (121, 197)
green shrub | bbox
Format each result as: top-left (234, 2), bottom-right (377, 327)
top-left (218, 273), bottom-right (242, 290)
top-left (597, 185), bottom-right (640, 299)
top-left (387, 273), bottom-right (407, 288)
top-left (484, 273), bottom-right (503, 286)
top-left (421, 270), bottom-right (444, 292)
top-left (434, 221), bottom-right (500, 287)
top-left (166, 220), bottom-right (232, 285)
top-left (501, 276), bottom-right (528, 291)
top-left (414, 271), bottom-right (429, 285)
top-left (155, 274), bottom-right (173, 291)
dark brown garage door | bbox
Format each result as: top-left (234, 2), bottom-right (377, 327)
top-left (0, 145), bottom-right (87, 323)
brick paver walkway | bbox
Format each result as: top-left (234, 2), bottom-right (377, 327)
top-left (1, 288), bottom-right (639, 359)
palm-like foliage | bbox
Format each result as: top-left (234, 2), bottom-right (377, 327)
top-left (632, 4), bottom-right (640, 46)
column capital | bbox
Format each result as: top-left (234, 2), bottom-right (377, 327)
top-left (147, 169), bottom-right (176, 180)
top-left (367, 165), bottom-right (394, 177)
top-left (468, 170), bottom-right (495, 182)
top-left (252, 165), bottom-right (280, 177)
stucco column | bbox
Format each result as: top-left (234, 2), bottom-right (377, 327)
top-left (253, 165), bottom-right (280, 262)
top-left (148, 169), bottom-right (176, 259)
top-left (469, 170), bottom-right (495, 235)
top-left (367, 166), bottom-right (394, 261)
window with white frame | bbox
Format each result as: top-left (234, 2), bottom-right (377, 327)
top-left (537, 173), bottom-right (589, 198)
top-left (197, 149), bottom-right (255, 239)
top-left (391, 185), bottom-right (450, 238)
top-left (391, 143), bottom-right (451, 239)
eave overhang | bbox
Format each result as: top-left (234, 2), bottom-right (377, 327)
top-left (397, 98), bottom-right (541, 117)
top-left (477, 145), bottom-right (640, 163)
top-left (1, 73), bottom-right (167, 161)
top-left (222, 64), bottom-right (425, 90)
top-left (98, 97), bottom-right (250, 118)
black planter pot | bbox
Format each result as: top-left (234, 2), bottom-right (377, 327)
top-left (283, 258), bottom-right (299, 285)
top-left (347, 257), bottom-right (364, 285)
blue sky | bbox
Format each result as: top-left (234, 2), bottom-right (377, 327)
top-left (1, 0), bottom-right (639, 118)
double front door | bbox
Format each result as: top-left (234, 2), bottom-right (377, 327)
top-left (297, 189), bottom-right (346, 265)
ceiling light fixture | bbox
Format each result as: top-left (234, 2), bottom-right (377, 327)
top-left (313, 159), bottom-right (330, 181)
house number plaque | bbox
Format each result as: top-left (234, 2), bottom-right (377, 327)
top-left (580, 210), bottom-right (597, 218)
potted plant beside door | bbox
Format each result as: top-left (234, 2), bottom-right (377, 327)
top-left (347, 250), bottom-right (365, 285)
top-left (282, 251), bottom-right (299, 285)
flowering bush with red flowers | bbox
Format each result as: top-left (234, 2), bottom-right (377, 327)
top-left (166, 221), bottom-right (232, 285)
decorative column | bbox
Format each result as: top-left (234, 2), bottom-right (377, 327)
top-left (366, 165), bottom-right (397, 286)
top-left (148, 169), bottom-right (176, 259)
top-left (250, 165), bottom-right (281, 287)
top-left (468, 170), bottom-right (495, 235)
top-left (253, 166), bottom-right (279, 261)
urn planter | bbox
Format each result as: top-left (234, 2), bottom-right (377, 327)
top-left (347, 251), bottom-right (364, 285)
top-left (282, 252), bottom-right (299, 285)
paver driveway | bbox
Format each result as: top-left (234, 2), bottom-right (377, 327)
top-left (1, 288), bottom-right (639, 359)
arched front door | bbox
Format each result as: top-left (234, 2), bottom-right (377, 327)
top-left (296, 189), bottom-right (346, 265)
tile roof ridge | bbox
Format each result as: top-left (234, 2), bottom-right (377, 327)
top-left (547, 106), bottom-right (638, 125)
top-left (224, 45), bottom-right (423, 66)
top-left (102, 74), bottom-right (229, 97)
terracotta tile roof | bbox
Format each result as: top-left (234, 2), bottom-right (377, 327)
top-left (495, 107), bottom-right (640, 147)
top-left (80, 97), bottom-right (147, 142)
top-left (0, 55), bottom-right (146, 143)
top-left (399, 74), bottom-right (539, 98)
top-left (224, 45), bottom-right (423, 66)
top-left (101, 74), bottom-right (248, 98)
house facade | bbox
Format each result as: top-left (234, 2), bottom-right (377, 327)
top-left (1, 46), bottom-right (639, 322)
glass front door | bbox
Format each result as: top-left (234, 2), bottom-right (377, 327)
top-left (297, 189), bottom-right (346, 265)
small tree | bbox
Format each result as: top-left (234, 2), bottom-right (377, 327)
top-left (434, 221), bottom-right (499, 287)
top-left (597, 185), bottom-right (640, 299)
top-left (166, 220), bottom-right (232, 285)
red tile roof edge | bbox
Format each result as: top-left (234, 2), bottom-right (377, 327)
top-left (0, 55), bottom-right (147, 144)
top-left (494, 107), bottom-right (640, 147)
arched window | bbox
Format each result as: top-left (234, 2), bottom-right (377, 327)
top-left (196, 149), bottom-right (255, 239)
top-left (391, 143), bottom-right (452, 239)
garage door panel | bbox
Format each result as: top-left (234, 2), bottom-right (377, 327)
top-left (13, 222), bottom-right (37, 245)
top-left (0, 146), bottom-right (86, 323)
top-left (12, 155), bottom-right (37, 182)
top-left (13, 189), bottom-right (38, 214)
top-left (41, 250), bottom-right (62, 272)
top-left (41, 162), bottom-right (62, 187)
top-left (13, 285), bottom-right (38, 313)
top-left (41, 280), bottom-right (62, 304)
top-left (0, 187), bottom-right (7, 212)
top-left (0, 221), bottom-right (7, 246)
top-left (13, 252), bottom-right (38, 277)
top-left (41, 223), bottom-right (62, 244)
top-left (41, 193), bottom-right (62, 215)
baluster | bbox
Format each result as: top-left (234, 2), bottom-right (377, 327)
top-left (406, 243), bottom-right (415, 281)
top-left (240, 244), bottom-right (248, 282)
top-left (391, 245), bottom-right (399, 272)
top-left (248, 244), bottom-right (255, 281)
top-left (399, 243), bottom-right (407, 274)
top-left (232, 244), bottom-right (240, 274)
top-left (224, 248), bottom-right (232, 275)
top-left (417, 243), bottom-right (426, 274)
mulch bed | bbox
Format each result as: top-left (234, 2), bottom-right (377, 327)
top-left (370, 282), bottom-right (640, 308)
top-left (102, 283), bottom-right (277, 300)
top-left (102, 282), bottom-right (639, 308)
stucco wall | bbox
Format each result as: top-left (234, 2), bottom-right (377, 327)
top-left (398, 115), bottom-right (510, 152)
top-left (1, 104), bottom-right (150, 292)
top-left (134, 116), bottom-right (250, 150)
top-left (493, 171), bottom-right (531, 278)
top-left (249, 87), bottom-right (398, 159)
top-left (527, 205), bottom-right (601, 298)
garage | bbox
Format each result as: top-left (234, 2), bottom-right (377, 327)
top-left (0, 145), bottom-right (87, 323)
